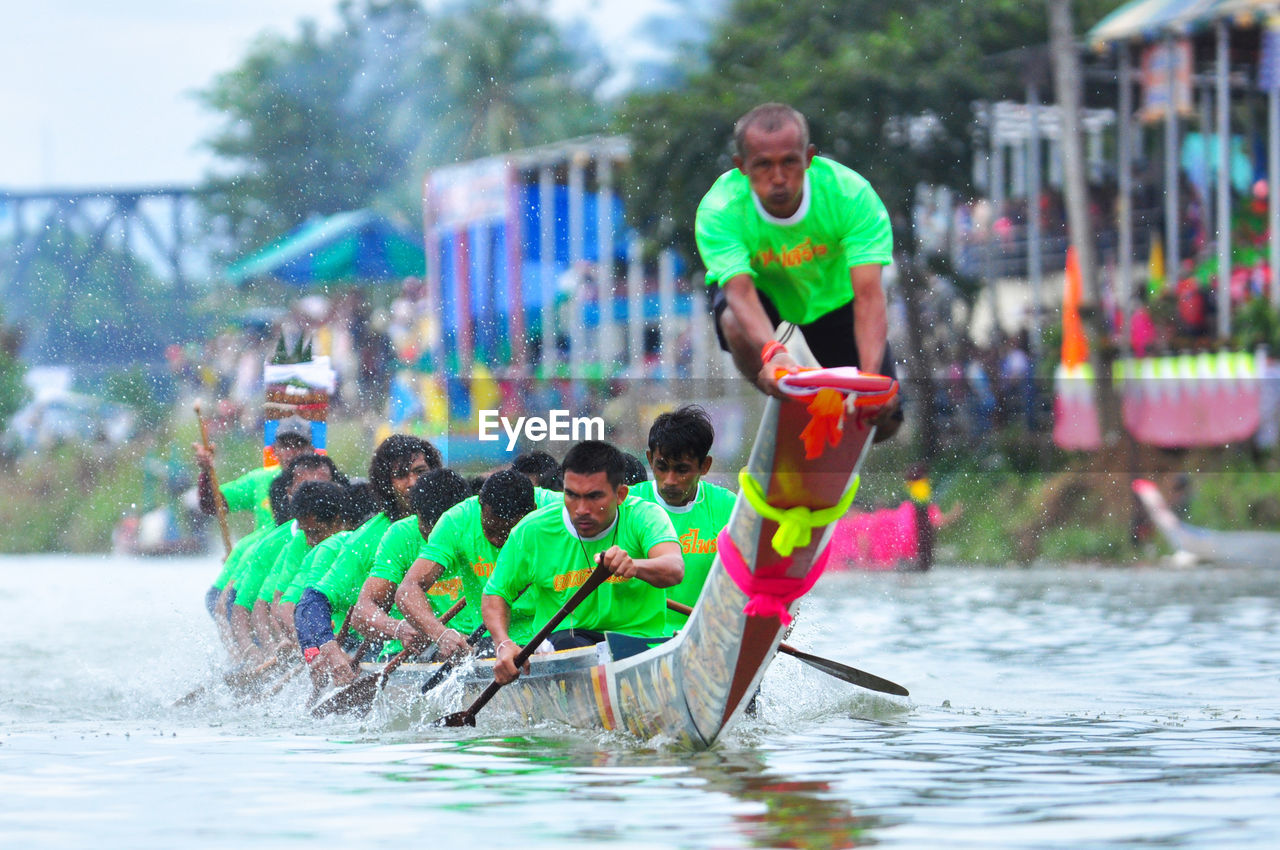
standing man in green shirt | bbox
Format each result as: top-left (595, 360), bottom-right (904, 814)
top-left (629, 405), bottom-right (737, 634)
top-left (482, 440), bottom-right (684, 685)
top-left (695, 102), bottom-right (901, 440)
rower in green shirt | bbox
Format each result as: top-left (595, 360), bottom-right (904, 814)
top-left (273, 482), bottom-right (375, 638)
top-left (397, 469), bottom-right (540, 661)
top-left (253, 480), bottom-right (346, 648)
top-left (227, 453), bottom-right (343, 666)
top-left (197, 415), bottom-right (313, 626)
top-left (512, 450), bottom-right (562, 492)
top-left (194, 415), bottom-right (313, 531)
top-left (296, 434), bottom-right (441, 686)
top-left (629, 405), bottom-right (738, 634)
top-left (483, 440), bottom-right (684, 685)
top-left (351, 468), bottom-right (472, 657)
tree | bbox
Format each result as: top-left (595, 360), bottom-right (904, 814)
top-left (198, 0), bottom-right (610, 249)
top-left (198, 1), bottom-right (432, 248)
top-left (0, 318), bottom-right (27, 430)
top-left (2, 225), bottom-right (205, 370)
top-left (420, 0), bottom-right (608, 162)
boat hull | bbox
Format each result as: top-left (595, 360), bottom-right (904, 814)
top-left (1133, 478), bottom-right (1280, 567)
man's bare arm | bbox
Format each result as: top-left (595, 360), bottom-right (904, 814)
top-left (850, 264), bottom-right (887, 375)
top-left (598, 540), bottom-right (684, 588)
top-left (721, 275), bottom-right (798, 397)
top-left (394, 558), bottom-right (467, 658)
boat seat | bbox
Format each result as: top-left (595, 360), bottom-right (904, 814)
top-left (603, 632), bottom-right (670, 661)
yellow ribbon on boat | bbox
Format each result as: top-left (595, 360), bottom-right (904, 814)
top-left (737, 468), bottom-right (860, 557)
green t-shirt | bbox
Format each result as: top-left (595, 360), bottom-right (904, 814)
top-left (485, 500), bottom-right (679, 638)
top-left (283, 530), bottom-right (351, 605)
top-left (258, 525), bottom-right (310, 603)
top-left (313, 512), bottom-right (392, 625)
top-left (695, 155), bottom-right (892, 325)
top-left (629, 480), bottom-right (737, 634)
top-left (212, 525), bottom-right (272, 590)
top-left (367, 515), bottom-right (426, 588)
top-left (219, 466), bottom-right (280, 531)
top-left (231, 520), bottom-right (296, 610)
top-left (533, 487), bottom-right (562, 509)
top-left (417, 496), bottom-right (536, 642)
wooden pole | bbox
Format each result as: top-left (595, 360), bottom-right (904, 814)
top-left (195, 402), bottom-right (233, 556)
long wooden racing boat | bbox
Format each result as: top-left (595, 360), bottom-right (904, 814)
top-left (363, 365), bottom-right (898, 747)
top-left (1132, 478), bottom-right (1280, 567)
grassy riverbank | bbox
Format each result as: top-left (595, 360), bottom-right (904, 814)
top-left (0, 413), bottom-right (382, 554)
top-left (3, 412), bottom-right (1278, 560)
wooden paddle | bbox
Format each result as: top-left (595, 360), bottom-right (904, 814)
top-left (665, 600), bottom-right (909, 697)
top-left (439, 560), bottom-right (612, 727)
top-left (418, 621), bottom-right (489, 694)
top-left (194, 401), bottom-right (233, 556)
top-left (311, 597), bottom-right (467, 717)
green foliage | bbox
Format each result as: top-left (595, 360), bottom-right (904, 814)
top-left (1187, 468), bottom-right (1280, 530)
top-left (101, 367), bottom-right (173, 432)
top-left (1232, 296), bottom-right (1280, 352)
top-left (0, 319), bottom-right (28, 428)
top-left (270, 333), bottom-right (314, 364)
top-left (198, 0), bottom-right (609, 248)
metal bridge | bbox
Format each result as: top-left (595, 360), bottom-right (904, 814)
top-left (0, 185), bottom-right (208, 363)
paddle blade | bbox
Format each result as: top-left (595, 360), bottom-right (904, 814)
top-left (782, 645), bottom-right (909, 696)
top-left (172, 685), bottom-right (206, 708)
top-left (438, 710), bottom-right (477, 727)
top-left (311, 673), bottom-right (380, 718)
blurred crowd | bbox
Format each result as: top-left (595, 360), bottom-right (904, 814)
top-left (165, 290), bottom-right (396, 428)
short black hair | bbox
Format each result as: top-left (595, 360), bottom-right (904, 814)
top-left (268, 474), bottom-right (292, 524)
top-left (734, 102), bottom-right (809, 159)
top-left (561, 440), bottom-right (628, 489)
top-left (468, 474), bottom-right (487, 495)
top-left (341, 481), bottom-right (378, 526)
top-left (647, 405), bottom-right (715, 463)
top-left (285, 452), bottom-right (349, 487)
top-left (621, 452), bottom-right (648, 485)
top-left (512, 450), bottom-right (562, 491)
top-left (410, 468), bottom-right (472, 531)
top-left (291, 481), bottom-right (346, 524)
top-left (479, 468), bottom-right (537, 521)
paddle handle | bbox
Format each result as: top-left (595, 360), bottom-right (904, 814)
top-left (333, 605), bottom-right (356, 647)
top-left (451, 562), bottom-right (612, 723)
top-left (419, 621), bottom-right (488, 693)
top-left (195, 402), bottom-right (234, 556)
top-left (378, 597), bottom-right (468, 681)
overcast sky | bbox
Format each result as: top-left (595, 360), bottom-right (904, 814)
top-left (0, 0), bottom-right (666, 191)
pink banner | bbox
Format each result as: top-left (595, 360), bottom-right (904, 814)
top-left (1116, 352), bottom-right (1261, 447)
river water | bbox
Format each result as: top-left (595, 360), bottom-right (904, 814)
top-left (2, 554), bottom-right (1279, 849)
